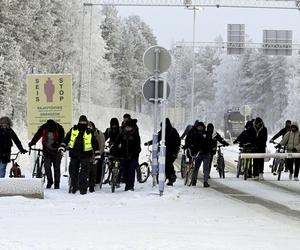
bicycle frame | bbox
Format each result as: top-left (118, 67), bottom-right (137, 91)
top-left (109, 158), bottom-right (122, 193)
top-left (9, 152), bottom-right (23, 178)
top-left (29, 148), bottom-right (45, 180)
top-left (237, 145), bottom-right (254, 180)
top-left (184, 149), bottom-right (200, 186)
top-left (216, 145), bottom-right (225, 179)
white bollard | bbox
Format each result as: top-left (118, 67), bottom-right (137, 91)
top-left (0, 179), bottom-right (44, 199)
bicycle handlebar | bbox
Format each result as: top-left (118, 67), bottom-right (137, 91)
top-left (186, 148), bottom-right (201, 158)
top-left (10, 152), bottom-right (21, 161)
top-left (28, 147), bottom-right (43, 155)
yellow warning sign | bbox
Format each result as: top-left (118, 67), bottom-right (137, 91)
top-left (27, 74), bottom-right (73, 138)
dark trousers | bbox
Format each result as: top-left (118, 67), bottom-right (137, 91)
top-left (96, 154), bottom-right (104, 184)
top-left (253, 148), bottom-right (265, 177)
top-left (208, 153), bottom-right (214, 175)
top-left (121, 159), bottom-right (138, 189)
top-left (69, 158), bottom-right (90, 192)
top-left (286, 158), bottom-right (300, 177)
top-left (44, 151), bottom-right (62, 185)
top-left (166, 154), bottom-right (177, 182)
top-left (253, 158), bottom-right (264, 177)
top-left (89, 163), bottom-right (97, 188)
top-left (192, 153), bottom-right (210, 184)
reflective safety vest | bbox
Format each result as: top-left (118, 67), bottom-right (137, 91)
top-left (68, 128), bottom-right (92, 151)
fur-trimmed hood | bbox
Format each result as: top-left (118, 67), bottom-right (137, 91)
top-left (0, 116), bottom-right (13, 127)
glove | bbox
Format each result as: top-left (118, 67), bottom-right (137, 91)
top-left (224, 142), bottom-right (230, 147)
top-left (274, 144), bottom-right (281, 149)
top-left (292, 148), bottom-right (297, 153)
top-left (182, 145), bottom-right (187, 150)
top-left (20, 149), bottom-right (28, 154)
top-left (233, 140), bottom-right (238, 144)
top-left (269, 139), bottom-right (274, 144)
top-left (94, 154), bottom-right (100, 164)
top-left (28, 142), bottom-right (34, 148)
top-left (144, 142), bottom-right (149, 146)
top-left (58, 146), bottom-right (65, 156)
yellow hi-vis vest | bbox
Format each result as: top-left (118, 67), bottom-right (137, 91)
top-left (68, 128), bottom-right (93, 151)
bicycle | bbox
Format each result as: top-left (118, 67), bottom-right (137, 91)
top-left (273, 145), bottom-right (287, 181)
top-left (108, 157), bottom-right (122, 193)
top-left (100, 146), bottom-right (112, 189)
top-left (236, 144), bottom-right (254, 180)
top-left (137, 145), bottom-right (151, 183)
top-left (180, 147), bottom-right (188, 178)
top-left (29, 147), bottom-right (45, 181)
top-left (9, 152), bottom-right (25, 178)
top-left (269, 142), bottom-right (286, 178)
top-left (214, 145), bottom-right (225, 179)
top-left (184, 149), bottom-right (200, 186)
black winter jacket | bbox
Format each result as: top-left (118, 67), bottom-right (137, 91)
top-left (112, 128), bottom-right (141, 160)
top-left (0, 128), bottom-right (25, 163)
top-left (185, 130), bottom-right (212, 156)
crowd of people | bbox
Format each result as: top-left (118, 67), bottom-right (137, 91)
top-left (0, 114), bottom-right (300, 195)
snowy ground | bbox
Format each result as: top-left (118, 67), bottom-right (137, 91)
top-left (1, 174), bottom-right (300, 250)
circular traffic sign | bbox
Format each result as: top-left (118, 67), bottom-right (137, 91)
top-left (143, 46), bottom-right (171, 74)
top-left (142, 77), bottom-right (170, 103)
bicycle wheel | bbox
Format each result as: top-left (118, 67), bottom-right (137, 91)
top-left (111, 170), bottom-right (116, 193)
top-left (277, 161), bottom-right (284, 181)
top-left (99, 161), bottom-right (108, 189)
top-left (32, 159), bottom-right (38, 178)
top-left (137, 162), bottom-right (150, 183)
top-left (185, 166), bottom-right (194, 186)
top-left (272, 158), bottom-right (279, 175)
top-left (33, 157), bottom-right (43, 178)
top-left (111, 167), bottom-right (119, 193)
top-left (244, 159), bottom-right (248, 181)
top-left (237, 158), bottom-right (243, 178)
top-left (180, 154), bottom-right (187, 178)
top-left (219, 156), bottom-right (225, 179)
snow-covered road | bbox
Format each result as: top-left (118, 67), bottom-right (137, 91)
top-left (1, 170), bottom-right (300, 250)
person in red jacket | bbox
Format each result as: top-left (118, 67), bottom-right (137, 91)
top-left (28, 119), bottom-right (65, 189)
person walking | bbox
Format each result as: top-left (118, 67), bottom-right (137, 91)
top-left (0, 116), bottom-right (27, 178)
top-left (270, 120), bottom-right (291, 143)
top-left (185, 121), bottom-right (212, 188)
top-left (145, 118), bottom-right (181, 186)
top-left (206, 123), bottom-right (229, 177)
top-left (250, 117), bottom-right (268, 180)
top-left (277, 121), bottom-right (300, 181)
top-left (111, 118), bottom-right (141, 191)
top-left (28, 119), bottom-right (65, 188)
top-left (59, 115), bottom-right (100, 195)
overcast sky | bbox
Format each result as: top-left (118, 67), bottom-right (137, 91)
top-left (116, 6), bottom-right (300, 48)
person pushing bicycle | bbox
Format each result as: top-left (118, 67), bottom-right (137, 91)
top-left (184, 121), bottom-right (212, 188)
top-left (59, 115), bottom-right (100, 195)
top-left (28, 119), bottom-right (64, 189)
top-left (206, 123), bottom-right (229, 177)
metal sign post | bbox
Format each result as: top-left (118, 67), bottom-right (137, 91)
top-left (143, 46), bottom-right (171, 195)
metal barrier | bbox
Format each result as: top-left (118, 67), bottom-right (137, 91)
top-left (241, 153), bottom-right (300, 159)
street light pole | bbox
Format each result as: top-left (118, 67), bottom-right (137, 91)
top-left (191, 6), bottom-right (196, 123)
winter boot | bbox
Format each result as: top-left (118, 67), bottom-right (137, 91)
top-left (89, 186), bottom-right (95, 193)
top-left (80, 189), bottom-right (87, 195)
top-left (46, 181), bottom-right (53, 189)
top-left (54, 183), bottom-right (60, 189)
top-left (203, 182), bottom-right (210, 188)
